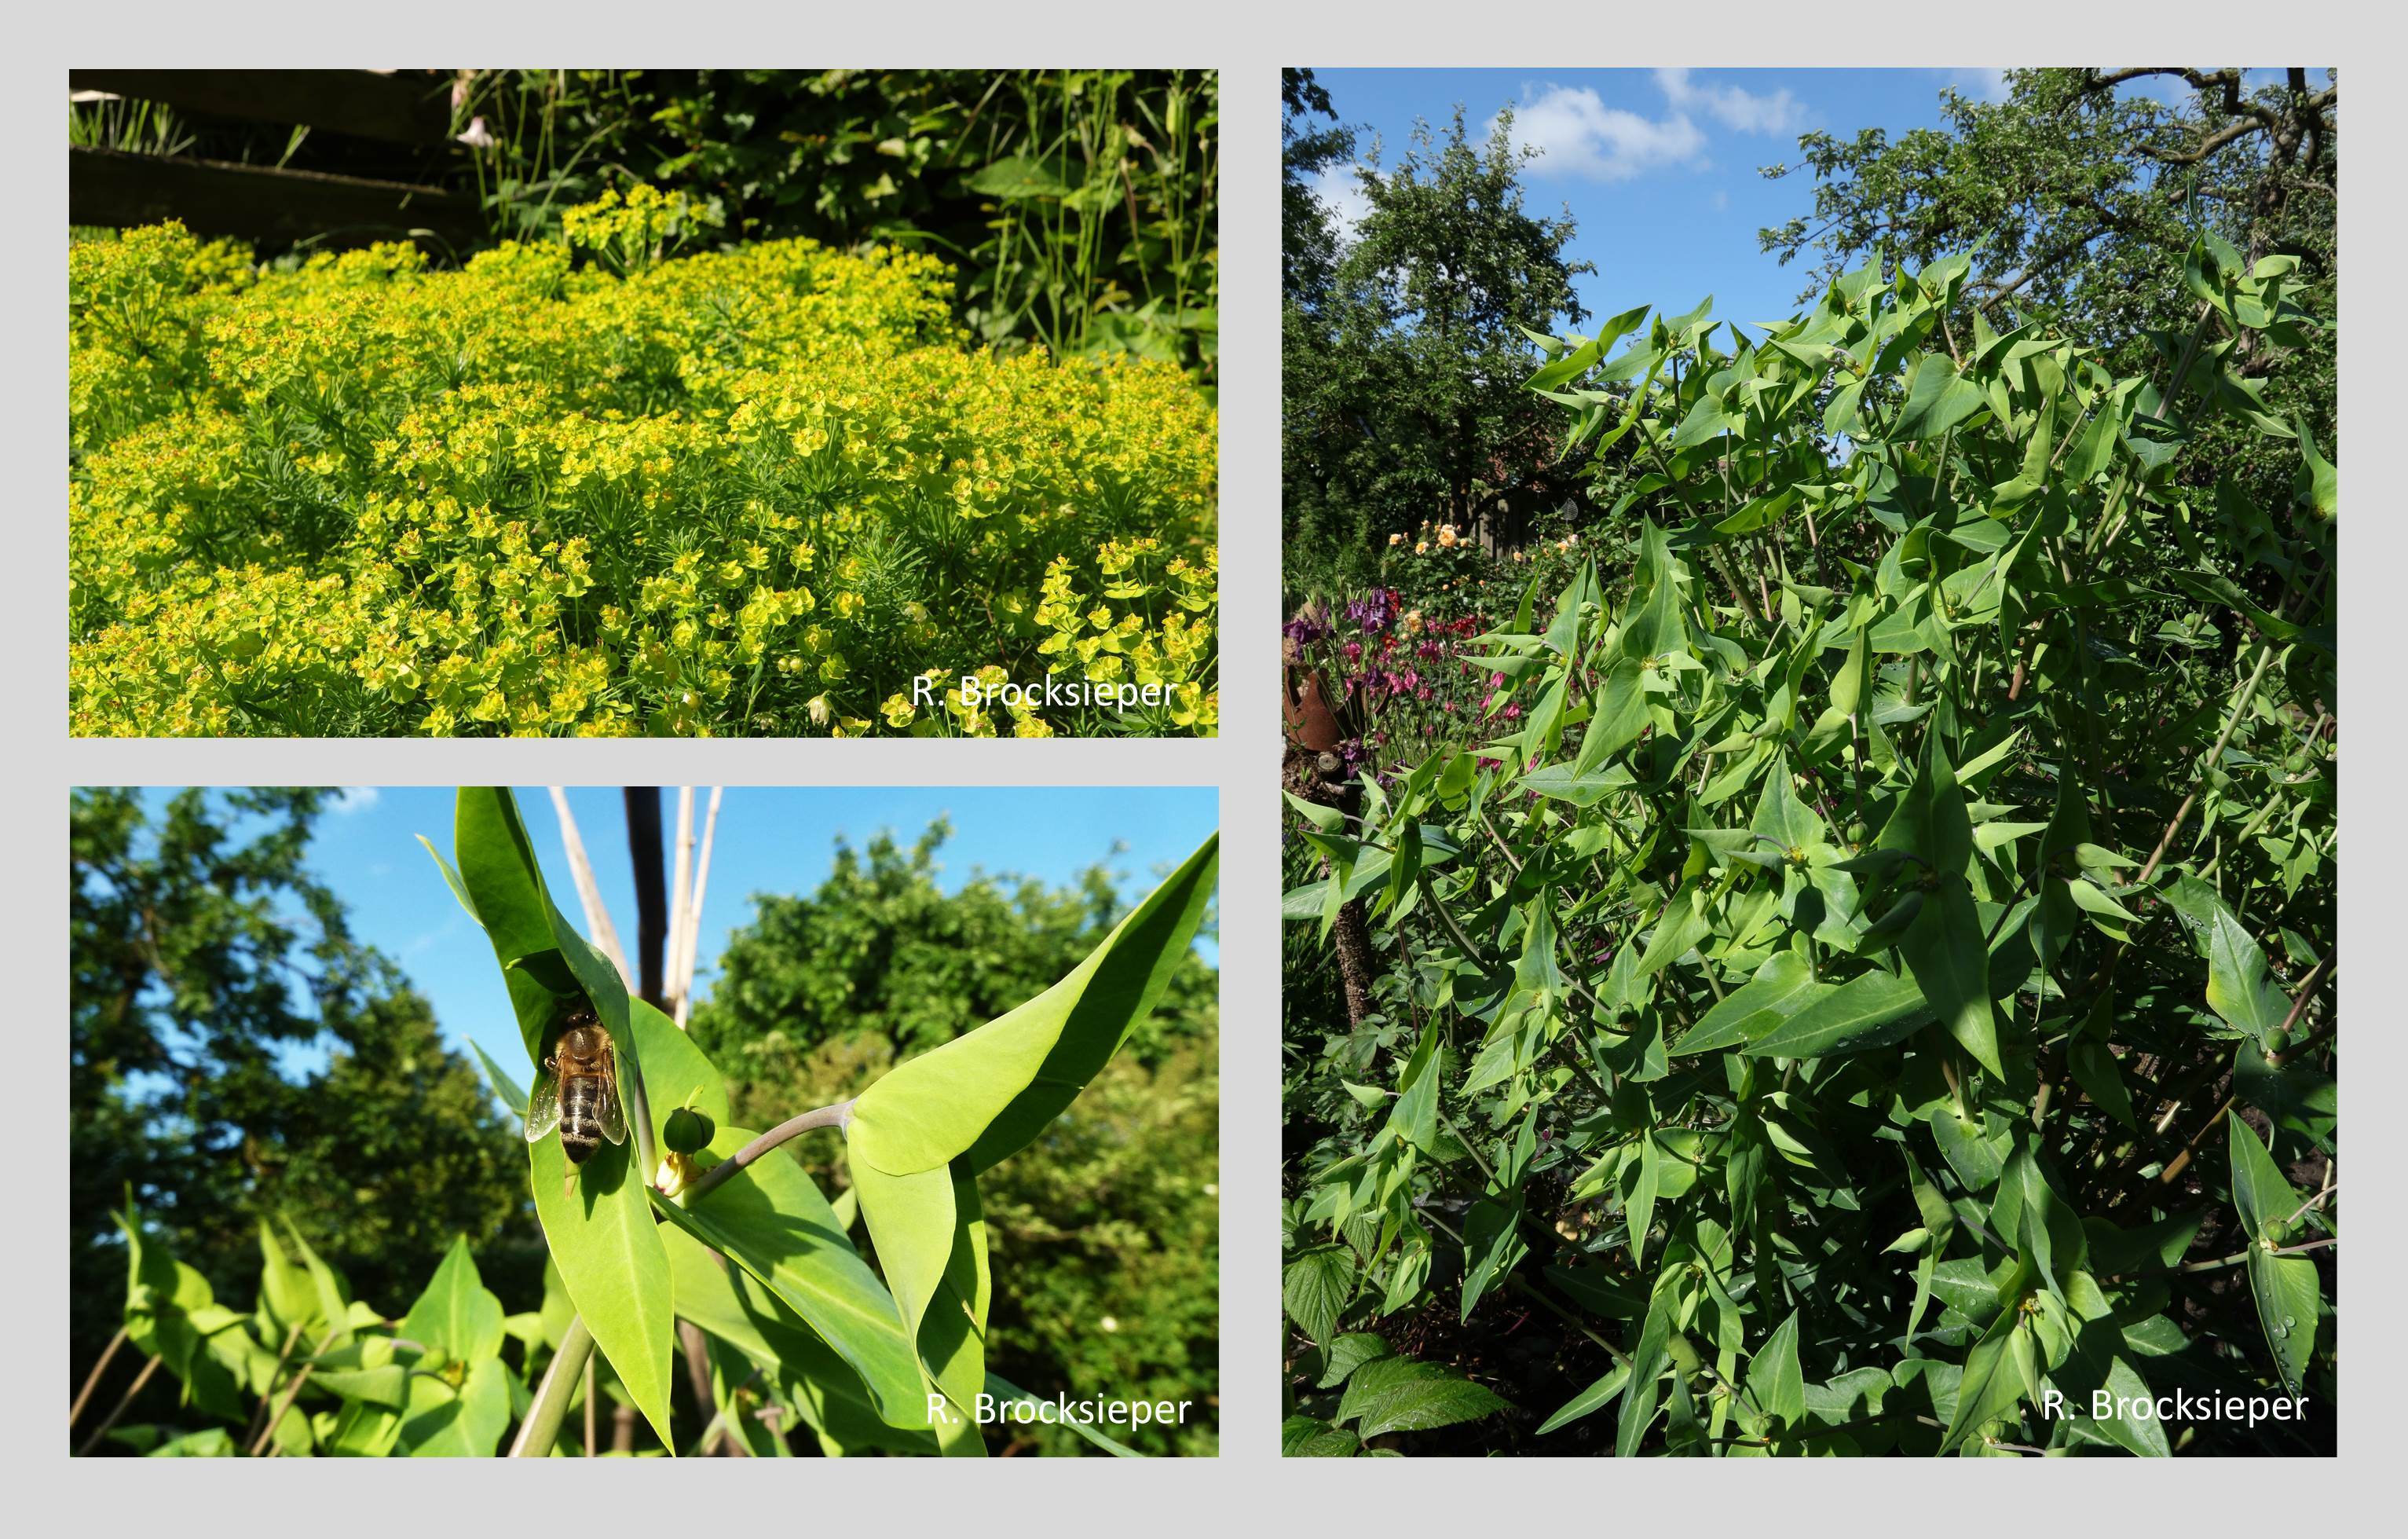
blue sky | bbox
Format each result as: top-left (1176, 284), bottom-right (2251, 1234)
top-left (130, 786), bottom-right (1217, 1108)
top-left (1300, 66), bottom-right (2271, 344)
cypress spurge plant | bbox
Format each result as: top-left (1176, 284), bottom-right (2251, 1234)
top-left (434, 788), bottom-right (1218, 1456)
top-left (1285, 239), bottom-right (2334, 1455)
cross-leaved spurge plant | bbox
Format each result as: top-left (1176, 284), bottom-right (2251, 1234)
top-left (1284, 238), bottom-right (2334, 1456)
top-left (68, 190), bottom-right (1217, 738)
top-left (432, 787), bottom-right (1219, 1456)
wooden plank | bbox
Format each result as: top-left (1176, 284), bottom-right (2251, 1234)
top-left (68, 69), bottom-right (455, 146)
top-left (70, 146), bottom-right (483, 250)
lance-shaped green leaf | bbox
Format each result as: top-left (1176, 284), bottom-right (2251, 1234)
top-left (845, 835), bottom-right (1216, 1178)
top-left (2227, 1113), bottom-right (2301, 1246)
top-left (445, 786), bottom-right (675, 1450)
top-left (2203, 905), bottom-right (2289, 1050)
top-left (660, 1221), bottom-right (936, 1456)
top-left (656, 1121), bottom-right (927, 1434)
top-left (1674, 950), bottom-right (1829, 1055)
top-left (1744, 969), bottom-right (1930, 1059)
top-left (441, 789), bottom-right (654, 1149)
top-left (849, 1156), bottom-right (988, 1456)
top-left (529, 1116), bottom-right (677, 1450)
top-left (1746, 1308), bottom-right (1806, 1427)
top-left (1877, 736), bottom-right (2003, 1075)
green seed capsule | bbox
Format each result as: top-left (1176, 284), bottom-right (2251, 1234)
top-left (664, 1106), bottom-right (716, 1154)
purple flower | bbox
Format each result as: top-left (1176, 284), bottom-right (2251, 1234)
top-left (1346, 587), bottom-right (1400, 634)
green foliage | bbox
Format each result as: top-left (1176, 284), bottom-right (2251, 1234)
top-left (1283, 82), bottom-right (1593, 583)
top-left (693, 823), bottom-right (1222, 1456)
top-left (1283, 242), bottom-right (2335, 1455)
top-left (71, 70), bottom-right (1219, 385)
top-left (68, 788), bottom-right (532, 1414)
top-left (69, 195), bottom-right (1218, 738)
top-left (1760, 68), bottom-right (2335, 567)
top-left (451, 69), bottom-right (1220, 383)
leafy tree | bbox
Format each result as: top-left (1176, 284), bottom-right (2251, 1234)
top-left (688, 823), bottom-right (1220, 1453)
top-left (1285, 95), bottom-right (1594, 580)
top-left (1759, 67), bottom-right (2336, 518)
top-left (69, 790), bottom-right (535, 1396)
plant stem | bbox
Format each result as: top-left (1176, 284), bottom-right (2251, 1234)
top-left (68, 1326), bottom-right (128, 1429)
top-left (680, 1100), bottom-right (858, 1204)
top-left (511, 1315), bottom-right (595, 1457)
top-left (75, 1353), bottom-right (159, 1457)
top-left (2178, 1237), bottom-right (2337, 1274)
top-left (2136, 642), bottom-right (2280, 885)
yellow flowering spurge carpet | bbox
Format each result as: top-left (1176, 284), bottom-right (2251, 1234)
top-left (69, 189), bottom-right (1218, 737)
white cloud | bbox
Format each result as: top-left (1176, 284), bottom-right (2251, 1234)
top-left (1711, 188), bottom-right (1731, 212)
top-left (1495, 83), bottom-right (1706, 182)
top-left (331, 786), bottom-right (381, 815)
top-left (1308, 163), bottom-right (1372, 244)
top-left (1944, 68), bottom-right (2013, 104)
top-left (1655, 68), bottom-right (1807, 135)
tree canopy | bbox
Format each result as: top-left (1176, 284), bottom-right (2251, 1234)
top-left (69, 789), bottom-right (534, 1388)
top-left (1285, 74), bottom-right (1594, 582)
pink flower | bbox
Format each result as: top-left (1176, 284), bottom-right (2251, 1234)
top-left (1505, 704), bottom-right (1523, 720)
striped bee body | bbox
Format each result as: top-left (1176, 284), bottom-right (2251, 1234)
top-left (525, 1011), bottom-right (627, 1194)
top-left (558, 1071), bottom-right (614, 1167)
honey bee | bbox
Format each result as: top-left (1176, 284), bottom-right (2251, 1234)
top-left (525, 1006), bottom-right (625, 1197)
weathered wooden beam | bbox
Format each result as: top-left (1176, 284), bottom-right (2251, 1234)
top-left (69, 147), bottom-right (483, 250)
top-left (68, 68), bottom-right (456, 146)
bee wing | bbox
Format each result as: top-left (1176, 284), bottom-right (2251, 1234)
top-left (525, 1069), bottom-right (561, 1143)
top-left (597, 1079), bottom-right (628, 1145)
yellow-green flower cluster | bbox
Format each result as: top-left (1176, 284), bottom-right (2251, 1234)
top-left (69, 200), bottom-right (1217, 737)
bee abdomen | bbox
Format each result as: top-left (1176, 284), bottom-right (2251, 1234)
top-left (560, 1077), bottom-right (609, 1165)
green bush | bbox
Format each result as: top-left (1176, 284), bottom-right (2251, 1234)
top-left (68, 196), bottom-right (1217, 738)
top-left (1283, 242), bottom-right (2335, 1456)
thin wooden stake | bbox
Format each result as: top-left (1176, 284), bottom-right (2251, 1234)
top-left (678, 788), bottom-right (724, 1028)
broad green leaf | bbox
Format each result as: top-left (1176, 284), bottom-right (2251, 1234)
top-left (2245, 1247), bottom-right (2320, 1397)
top-left (847, 835), bottom-right (1217, 1178)
top-left (1316, 1332), bottom-right (1396, 1389)
top-left (1283, 1246), bottom-right (1355, 1347)
top-left (397, 1356), bottom-right (511, 1457)
top-left (2227, 1113), bottom-right (2300, 1245)
top-left (1893, 353), bottom-right (1985, 441)
top-left (1281, 1416), bottom-right (1362, 1457)
top-left (1336, 1355), bottom-right (1509, 1438)
top-left (529, 1115), bottom-right (676, 1452)
top-left (1747, 1308), bottom-right (1806, 1425)
top-left (399, 1236), bottom-right (504, 1366)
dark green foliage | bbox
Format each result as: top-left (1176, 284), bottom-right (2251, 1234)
top-left (68, 790), bottom-right (535, 1420)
